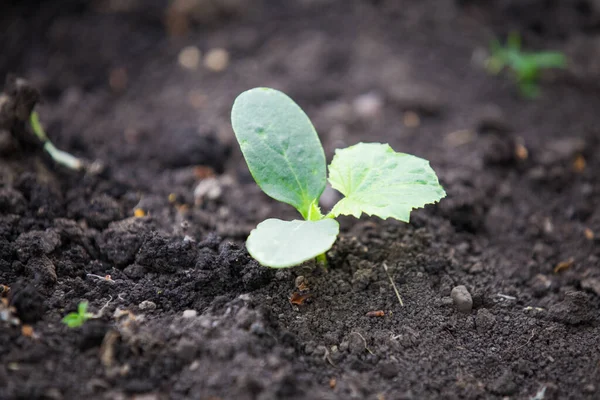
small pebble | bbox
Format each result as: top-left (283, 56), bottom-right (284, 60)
top-left (138, 300), bottom-right (157, 311)
top-left (250, 321), bottom-right (265, 335)
top-left (178, 46), bottom-right (201, 70)
top-left (583, 384), bottom-right (596, 394)
top-left (182, 309), bottom-right (197, 318)
top-left (352, 92), bottom-right (383, 119)
top-left (530, 274), bottom-right (552, 297)
top-left (204, 48), bottom-right (229, 72)
top-left (403, 111), bottom-right (420, 127)
top-left (194, 178), bottom-right (222, 204)
top-left (451, 285), bottom-right (473, 314)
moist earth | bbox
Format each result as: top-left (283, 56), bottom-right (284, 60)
top-left (1, 1), bottom-right (600, 399)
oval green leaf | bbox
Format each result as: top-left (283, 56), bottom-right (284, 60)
top-left (231, 88), bottom-right (326, 219)
top-left (246, 218), bottom-right (339, 268)
top-left (328, 143), bottom-right (446, 222)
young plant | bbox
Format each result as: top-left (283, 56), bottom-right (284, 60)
top-left (62, 301), bottom-right (93, 328)
top-left (487, 32), bottom-right (567, 98)
top-left (231, 88), bottom-right (446, 268)
top-left (30, 111), bottom-right (84, 171)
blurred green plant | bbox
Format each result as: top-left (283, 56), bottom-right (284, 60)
top-left (487, 32), bottom-right (567, 98)
top-left (30, 111), bottom-right (84, 170)
top-left (62, 301), bottom-right (93, 328)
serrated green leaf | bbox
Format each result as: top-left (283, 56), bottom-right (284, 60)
top-left (246, 218), bottom-right (339, 268)
top-left (231, 88), bottom-right (326, 219)
top-left (328, 143), bottom-right (445, 222)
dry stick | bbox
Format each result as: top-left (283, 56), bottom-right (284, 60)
top-left (350, 331), bottom-right (374, 355)
top-left (382, 263), bottom-right (404, 307)
top-left (92, 296), bottom-right (113, 318)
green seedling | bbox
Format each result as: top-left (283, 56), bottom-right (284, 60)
top-left (30, 111), bottom-right (84, 170)
top-left (62, 301), bottom-right (93, 328)
top-left (231, 88), bottom-right (446, 268)
top-left (487, 32), bottom-right (567, 97)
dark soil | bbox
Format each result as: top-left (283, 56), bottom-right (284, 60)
top-left (2, 1), bottom-right (600, 399)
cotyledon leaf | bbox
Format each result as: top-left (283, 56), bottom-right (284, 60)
top-left (328, 142), bottom-right (446, 222)
top-left (246, 218), bottom-right (339, 268)
top-left (231, 88), bottom-right (327, 219)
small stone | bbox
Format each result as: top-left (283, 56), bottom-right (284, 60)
top-left (204, 48), bottom-right (229, 72)
top-left (194, 177), bottom-right (222, 204)
top-left (451, 285), bottom-right (473, 314)
top-left (475, 308), bottom-right (496, 333)
top-left (402, 111), bottom-right (420, 127)
top-left (583, 384), bottom-right (596, 394)
top-left (178, 46), bottom-right (201, 70)
top-left (295, 275), bottom-right (305, 289)
top-left (530, 274), bottom-right (553, 297)
top-left (138, 301), bottom-right (156, 311)
top-left (182, 309), bottom-right (197, 318)
top-left (250, 321), bottom-right (265, 335)
top-left (339, 341), bottom-right (349, 352)
top-left (352, 92), bottom-right (383, 119)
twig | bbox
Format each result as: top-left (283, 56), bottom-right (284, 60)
top-left (323, 347), bottom-right (336, 367)
top-left (91, 296), bottom-right (113, 318)
top-left (382, 263), bottom-right (404, 307)
top-left (497, 293), bottom-right (517, 300)
top-left (350, 331), bottom-right (374, 355)
top-left (516, 329), bottom-right (536, 351)
top-left (87, 274), bottom-right (115, 284)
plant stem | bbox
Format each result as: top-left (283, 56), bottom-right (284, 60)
top-left (382, 262), bottom-right (404, 307)
top-left (30, 111), bottom-right (84, 171)
top-left (316, 253), bottom-right (327, 268)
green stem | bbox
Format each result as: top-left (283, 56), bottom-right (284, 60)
top-left (30, 111), bottom-right (83, 171)
top-left (316, 253), bottom-right (327, 268)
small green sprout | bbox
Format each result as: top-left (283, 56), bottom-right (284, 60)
top-left (62, 301), bottom-right (93, 328)
top-left (231, 88), bottom-right (446, 268)
top-left (487, 32), bottom-right (567, 97)
top-left (30, 111), bottom-right (84, 170)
